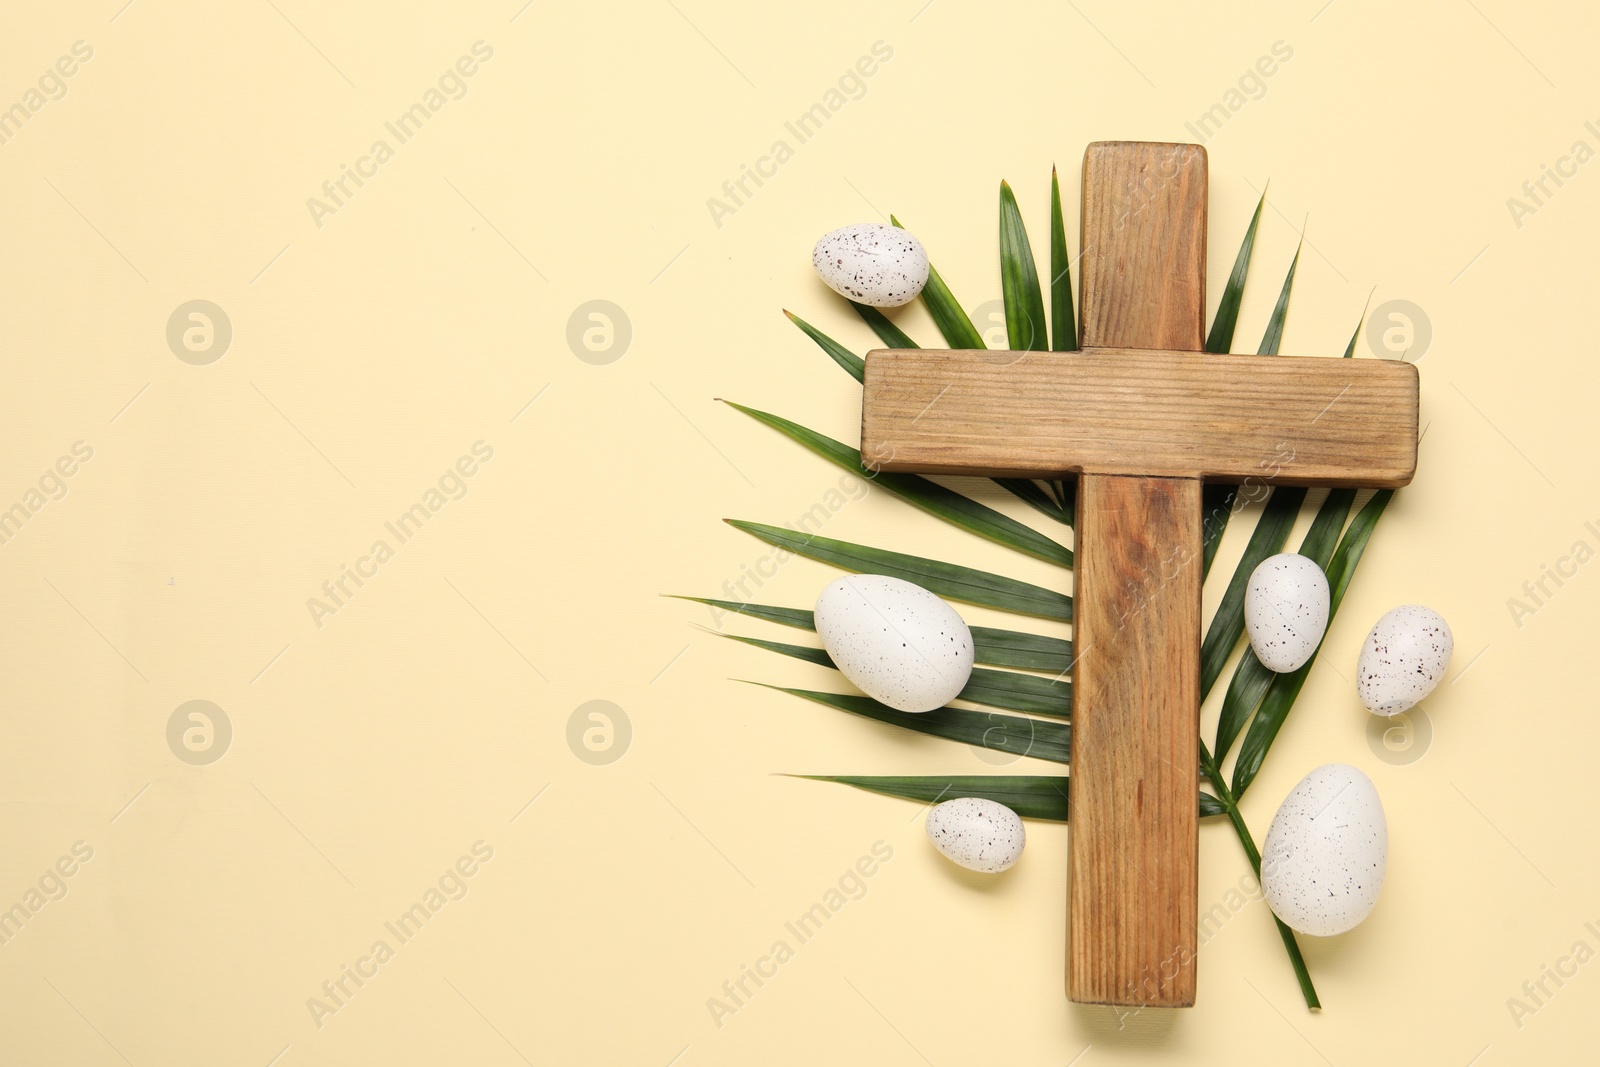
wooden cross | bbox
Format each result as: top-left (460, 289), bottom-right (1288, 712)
top-left (860, 141), bottom-right (1417, 1007)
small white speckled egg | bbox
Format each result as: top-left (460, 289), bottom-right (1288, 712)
top-left (1356, 605), bottom-right (1454, 716)
top-left (1261, 764), bottom-right (1387, 936)
top-left (814, 575), bottom-right (973, 713)
top-left (926, 797), bottom-right (1025, 873)
top-left (811, 223), bottom-right (930, 307)
top-left (1244, 553), bottom-right (1330, 673)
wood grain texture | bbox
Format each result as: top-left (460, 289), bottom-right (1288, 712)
top-left (1069, 474), bottom-right (1201, 1006)
top-left (858, 346), bottom-right (1418, 486)
top-left (1080, 141), bottom-right (1207, 351)
top-left (1071, 140), bottom-right (1207, 1008)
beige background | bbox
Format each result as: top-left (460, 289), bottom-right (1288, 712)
top-left (0, 0), bottom-right (1594, 1063)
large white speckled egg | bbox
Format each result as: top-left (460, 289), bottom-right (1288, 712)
top-left (1244, 553), bottom-right (1330, 673)
top-left (926, 797), bottom-right (1025, 873)
top-left (813, 575), bottom-right (973, 713)
top-left (1261, 764), bottom-right (1387, 936)
top-left (811, 223), bottom-right (930, 307)
top-left (1356, 605), bottom-right (1454, 716)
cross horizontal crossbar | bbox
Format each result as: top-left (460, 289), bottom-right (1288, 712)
top-left (861, 346), bottom-right (1418, 486)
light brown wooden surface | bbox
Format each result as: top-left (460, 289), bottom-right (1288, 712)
top-left (1067, 140), bottom-right (1208, 1008)
top-left (858, 345), bottom-right (1418, 486)
top-left (1069, 473), bottom-right (1202, 1007)
top-left (1080, 141), bottom-right (1208, 351)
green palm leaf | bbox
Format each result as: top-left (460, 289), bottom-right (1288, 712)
top-left (959, 667), bottom-right (1070, 716)
top-left (723, 401), bottom-right (1071, 566)
top-left (995, 478), bottom-right (1073, 526)
top-left (726, 520), bottom-right (1072, 620)
top-left (1341, 307), bottom-right (1365, 360)
top-left (672, 597), bottom-right (1073, 672)
top-left (850, 301), bottom-right (919, 348)
top-left (1296, 487), bottom-right (1356, 583)
top-left (1256, 239), bottom-right (1302, 357)
top-left (784, 309), bottom-right (864, 381)
top-left (801, 774), bottom-right (1227, 820)
top-left (1214, 652), bottom-right (1274, 780)
top-left (999, 181), bottom-right (1048, 351)
top-left (1204, 190), bottom-right (1265, 355)
top-left (891, 214), bottom-right (985, 348)
top-left (670, 597), bottom-right (815, 630)
top-left (721, 632), bottom-right (833, 667)
top-left (1049, 166), bottom-right (1078, 351)
top-left (1231, 490), bottom-right (1394, 798)
top-left (759, 685), bottom-right (1070, 761)
top-left (964, 625), bottom-right (1072, 672)
top-left (722, 634), bottom-right (1070, 717)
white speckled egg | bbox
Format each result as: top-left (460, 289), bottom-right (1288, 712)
top-left (1356, 605), bottom-right (1454, 716)
top-left (814, 575), bottom-right (973, 713)
top-left (926, 797), bottom-right (1025, 873)
top-left (1244, 553), bottom-right (1330, 673)
top-left (1261, 764), bottom-right (1387, 936)
top-left (811, 223), bottom-right (930, 307)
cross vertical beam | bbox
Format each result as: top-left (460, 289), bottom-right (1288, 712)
top-left (1068, 141), bottom-right (1207, 1007)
